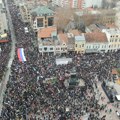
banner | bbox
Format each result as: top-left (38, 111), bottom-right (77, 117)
top-left (17, 48), bottom-right (27, 62)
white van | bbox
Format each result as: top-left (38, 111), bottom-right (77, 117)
top-left (24, 27), bottom-right (29, 33)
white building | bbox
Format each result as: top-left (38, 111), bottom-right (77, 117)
top-left (52, 0), bottom-right (70, 7)
top-left (0, 0), bottom-right (8, 34)
top-left (102, 28), bottom-right (120, 52)
top-left (85, 32), bottom-right (108, 53)
top-left (83, 0), bottom-right (102, 8)
top-left (52, 0), bottom-right (102, 9)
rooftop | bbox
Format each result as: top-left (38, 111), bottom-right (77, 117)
top-left (69, 29), bottom-right (81, 36)
top-left (42, 39), bottom-right (55, 46)
top-left (58, 33), bottom-right (68, 44)
top-left (85, 32), bottom-right (108, 43)
top-left (102, 28), bottom-right (120, 34)
top-left (38, 27), bottom-right (57, 38)
top-left (112, 69), bottom-right (118, 75)
top-left (105, 24), bottom-right (118, 29)
top-left (87, 24), bottom-right (101, 32)
top-left (75, 34), bottom-right (85, 41)
top-left (31, 6), bottom-right (54, 16)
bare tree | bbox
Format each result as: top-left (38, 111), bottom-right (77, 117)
top-left (54, 7), bottom-right (74, 31)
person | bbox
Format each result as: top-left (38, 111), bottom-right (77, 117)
top-left (1, 0), bottom-right (120, 120)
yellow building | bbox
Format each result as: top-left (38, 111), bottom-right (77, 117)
top-left (75, 34), bottom-right (86, 53)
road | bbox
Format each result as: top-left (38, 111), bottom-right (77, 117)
top-left (0, 0), bottom-right (16, 115)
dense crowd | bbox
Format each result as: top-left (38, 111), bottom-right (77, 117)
top-left (0, 38), bottom-right (11, 82)
top-left (1, 0), bottom-right (120, 120)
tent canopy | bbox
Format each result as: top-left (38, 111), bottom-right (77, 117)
top-left (116, 95), bottom-right (120, 101)
top-left (56, 58), bottom-right (72, 65)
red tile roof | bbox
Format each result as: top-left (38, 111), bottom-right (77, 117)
top-left (85, 32), bottom-right (108, 43)
top-left (69, 29), bottom-right (81, 36)
top-left (112, 69), bottom-right (118, 75)
top-left (38, 27), bottom-right (57, 38)
top-left (58, 33), bottom-right (68, 44)
top-left (0, 39), bottom-right (9, 43)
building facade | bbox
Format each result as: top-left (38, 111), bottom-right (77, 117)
top-left (37, 27), bottom-right (120, 55)
top-left (19, 3), bottom-right (31, 23)
top-left (31, 6), bottom-right (54, 31)
top-left (52, 0), bottom-right (102, 9)
top-left (0, 0), bottom-right (8, 34)
top-left (38, 27), bottom-right (57, 54)
top-left (85, 32), bottom-right (108, 53)
top-left (75, 34), bottom-right (86, 53)
top-left (102, 28), bottom-right (120, 52)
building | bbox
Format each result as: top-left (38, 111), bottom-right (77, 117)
top-left (37, 27), bottom-right (57, 54)
top-left (75, 34), bottom-right (86, 53)
top-left (57, 33), bottom-right (68, 53)
top-left (15, 0), bottom-right (49, 6)
top-left (19, 0), bottom-right (51, 23)
top-left (31, 6), bottom-right (54, 31)
top-left (85, 32), bottom-right (108, 53)
top-left (0, 0), bottom-right (8, 34)
top-left (52, 0), bottom-right (83, 9)
top-left (84, 0), bottom-right (103, 8)
top-left (52, 0), bottom-right (103, 9)
top-left (19, 3), bottom-right (31, 23)
top-left (52, 0), bottom-right (70, 8)
top-left (66, 32), bottom-right (75, 52)
top-left (14, 0), bottom-right (24, 6)
top-left (58, 31), bottom-right (76, 53)
top-left (102, 28), bottom-right (120, 52)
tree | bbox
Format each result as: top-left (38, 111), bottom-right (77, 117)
top-left (54, 7), bottom-right (74, 31)
top-left (74, 13), bottom-right (96, 28)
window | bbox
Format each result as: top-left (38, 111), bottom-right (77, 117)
top-left (50, 48), bottom-right (53, 50)
top-left (44, 47), bottom-right (47, 51)
top-left (48, 17), bottom-right (54, 26)
top-left (76, 44), bottom-right (77, 47)
top-left (79, 45), bottom-right (81, 48)
top-left (39, 48), bottom-right (42, 51)
top-left (37, 18), bottom-right (44, 27)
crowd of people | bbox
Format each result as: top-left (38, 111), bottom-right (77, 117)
top-left (0, 37), bottom-right (11, 82)
top-left (1, 0), bottom-right (120, 120)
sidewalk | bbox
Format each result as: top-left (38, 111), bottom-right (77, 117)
top-left (96, 82), bottom-right (119, 120)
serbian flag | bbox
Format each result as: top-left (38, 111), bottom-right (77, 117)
top-left (17, 48), bottom-right (27, 62)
